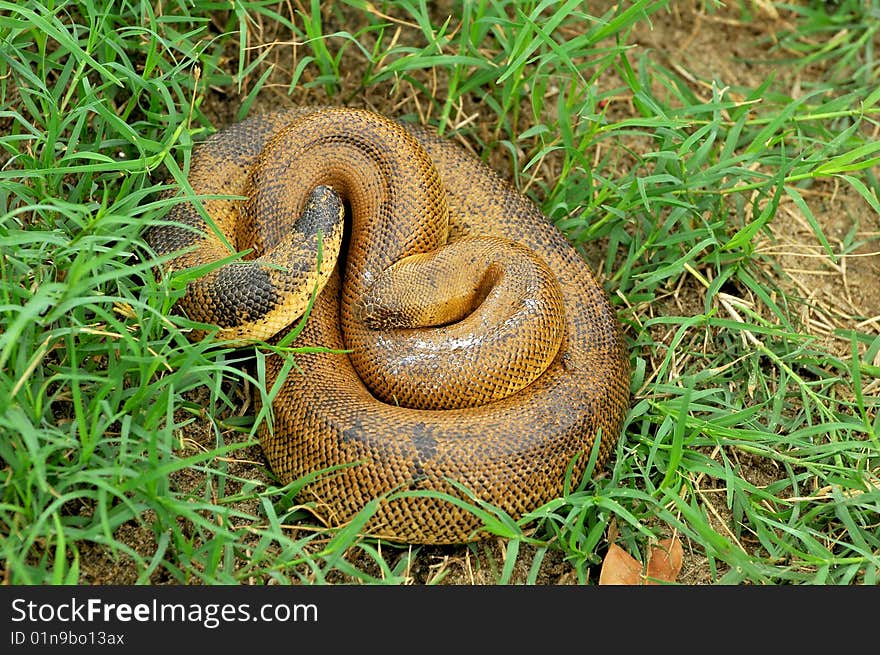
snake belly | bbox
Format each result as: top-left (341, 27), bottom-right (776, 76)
top-left (148, 107), bottom-right (630, 544)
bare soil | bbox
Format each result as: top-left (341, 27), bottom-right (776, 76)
top-left (80, 2), bottom-right (879, 585)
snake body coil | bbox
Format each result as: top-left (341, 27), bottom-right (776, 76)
top-left (147, 107), bottom-right (630, 544)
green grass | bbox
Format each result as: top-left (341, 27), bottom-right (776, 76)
top-left (1, 0), bottom-right (878, 584)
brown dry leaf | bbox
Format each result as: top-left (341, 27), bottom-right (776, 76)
top-left (645, 536), bottom-right (684, 585)
top-left (598, 536), bottom-right (684, 585)
top-left (598, 543), bottom-right (644, 585)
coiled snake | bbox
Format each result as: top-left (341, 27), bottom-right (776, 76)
top-left (147, 107), bottom-right (630, 544)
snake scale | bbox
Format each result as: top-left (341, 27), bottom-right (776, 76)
top-left (147, 107), bottom-right (630, 544)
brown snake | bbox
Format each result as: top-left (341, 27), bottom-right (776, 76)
top-left (147, 107), bottom-right (630, 544)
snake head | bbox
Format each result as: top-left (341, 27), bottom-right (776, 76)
top-left (297, 185), bottom-right (345, 238)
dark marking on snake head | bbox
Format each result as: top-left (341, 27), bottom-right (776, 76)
top-left (295, 185), bottom-right (344, 237)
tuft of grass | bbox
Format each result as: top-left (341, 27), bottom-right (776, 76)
top-left (1, 0), bottom-right (878, 584)
top-left (760, 0), bottom-right (879, 91)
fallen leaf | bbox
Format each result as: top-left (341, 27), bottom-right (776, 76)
top-left (645, 535), bottom-right (683, 585)
top-left (598, 543), bottom-right (644, 585)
